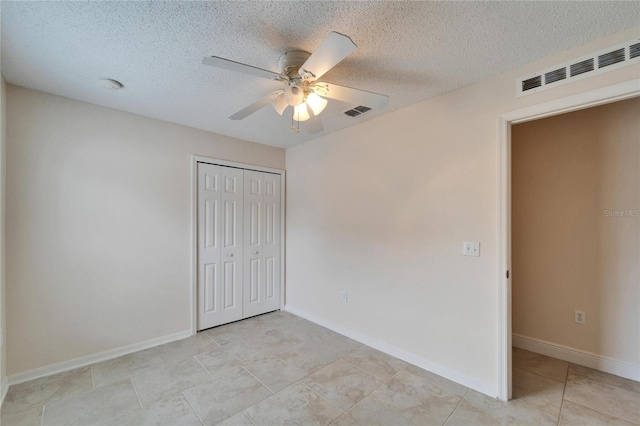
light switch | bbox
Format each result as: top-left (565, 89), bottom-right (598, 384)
top-left (463, 242), bottom-right (480, 257)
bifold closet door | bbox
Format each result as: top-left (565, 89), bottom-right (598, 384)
top-left (243, 170), bottom-right (281, 318)
top-left (197, 163), bottom-right (244, 330)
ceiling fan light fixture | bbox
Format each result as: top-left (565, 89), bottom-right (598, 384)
top-left (284, 85), bottom-right (304, 106)
top-left (306, 92), bottom-right (327, 116)
top-left (293, 103), bottom-right (310, 122)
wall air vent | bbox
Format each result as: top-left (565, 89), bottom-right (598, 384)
top-left (544, 68), bottom-right (566, 84)
top-left (570, 59), bottom-right (594, 77)
top-left (517, 38), bottom-right (640, 97)
top-left (344, 105), bottom-right (372, 118)
top-left (522, 76), bottom-right (542, 92)
top-left (598, 48), bottom-right (625, 68)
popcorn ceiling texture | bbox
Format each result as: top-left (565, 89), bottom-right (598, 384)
top-left (1, 1), bottom-right (638, 148)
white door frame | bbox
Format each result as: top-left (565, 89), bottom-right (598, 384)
top-left (190, 155), bottom-right (286, 335)
top-left (496, 79), bottom-right (640, 401)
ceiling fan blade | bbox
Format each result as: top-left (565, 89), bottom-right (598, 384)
top-left (203, 56), bottom-right (285, 81)
top-left (229, 93), bottom-right (276, 120)
top-left (312, 82), bottom-right (389, 110)
top-left (299, 32), bottom-right (356, 81)
top-left (270, 91), bottom-right (288, 116)
top-left (304, 115), bottom-right (324, 134)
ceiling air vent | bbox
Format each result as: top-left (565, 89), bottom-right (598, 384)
top-left (598, 48), bottom-right (625, 68)
top-left (517, 38), bottom-right (639, 97)
top-left (344, 105), bottom-right (372, 118)
top-left (570, 58), bottom-right (594, 77)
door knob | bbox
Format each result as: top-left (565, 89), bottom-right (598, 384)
top-left (227, 253), bottom-right (234, 257)
top-left (253, 250), bottom-right (259, 254)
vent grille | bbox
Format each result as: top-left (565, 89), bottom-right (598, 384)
top-left (522, 76), bottom-right (542, 92)
top-left (517, 38), bottom-right (639, 96)
top-left (544, 68), bottom-right (566, 84)
top-left (570, 58), bottom-right (594, 77)
top-left (598, 48), bottom-right (625, 68)
top-left (344, 105), bottom-right (372, 118)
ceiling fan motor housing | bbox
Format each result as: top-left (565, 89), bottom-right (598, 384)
top-left (278, 50), bottom-right (311, 78)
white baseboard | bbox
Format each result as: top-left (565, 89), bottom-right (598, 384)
top-left (1, 377), bottom-right (8, 407)
top-left (7, 329), bottom-right (193, 386)
top-left (284, 305), bottom-right (497, 398)
top-left (513, 334), bottom-right (640, 381)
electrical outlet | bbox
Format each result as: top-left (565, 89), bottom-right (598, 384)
top-left (575, 310), bottom-right (586, 324)
top-left (341, 291), bottom-right (348, 303)
top-left (463, 242), bottom-right (480, 257)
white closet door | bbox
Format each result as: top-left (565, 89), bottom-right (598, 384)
top-left (220, 167), bottom-right (244, 324)
top-left (198, 163), bottom-right (222, 330)
top-left (197, 163), bottom-right (243, 330)
top-left (261, 172), bottom-right (281, 313)
top-left (243, 170), bottom-right (281, 317)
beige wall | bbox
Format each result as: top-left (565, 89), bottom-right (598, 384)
top-left (285, 26), bottom-right (640, 395)
top-left (512, 98), bottom-right (639, 364)
top-left (1, 77), bottom-right (6, 390)
top-left (6, 86), bottom-right (285, 375)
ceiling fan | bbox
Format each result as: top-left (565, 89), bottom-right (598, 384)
top-left (202, 31), bottom-right (389, 134)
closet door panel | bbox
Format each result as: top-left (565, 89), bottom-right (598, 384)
top-left (197, 164), bottom-right (222, 330)
top-left (261, 173), bottom-right (281, 312)
top-left (243, 170), bottom-right (264, 317)
top-left (243, 170), bottom-right (280, 318)
top-left (220, 167), bottom-right (244, 324)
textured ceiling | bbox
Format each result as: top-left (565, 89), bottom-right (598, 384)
top-left (1, 1), bottom-right (638, 148)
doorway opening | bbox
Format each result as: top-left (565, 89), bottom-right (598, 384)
top-left (496, 80), bottom-right (640, 402)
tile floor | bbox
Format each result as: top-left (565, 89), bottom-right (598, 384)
top-left (1, 311), bottom-right (638, 425)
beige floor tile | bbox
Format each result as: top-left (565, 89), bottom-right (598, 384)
top-left (243, 382), bottom-right (343, 426)
top-left (332, 396), bottom-right (414, 426)
top-left (92, 347), bottom-right (164, 388)
top-left (563, 371), bottom-right (640, 424)
top-left (569, 364), bottom-right (640, 393)
top-left (303, 359), bottom-right (383, 411)
top-left (343, 346), bottom-right (407, 381)
top-left (222, 339), bottom-right (293, 365)
top-left (107, 393), bottom-right (202, 426)
top-left (155, 333), bottom-right (220, 366)
top-left (216, 411), bottom-right (255, 426)
top-left (42, 379), bottom-right (140, 426)
top-left (446, 390), bottom-right (558, 426)
top-left (368, 369), bottom-right (461, 426)
top-left (243, 350), bottom-right (319, 392)
top-left (195, 347), bottom-right (245, 378)
top-left (1, 366), bottom-right (93, 416)
top-left (291, 331), bottom-right (361, 366)
top-left (405, 365), bottom-right (469, 397)
top-left (0, 405), bottom-right (44, 426)
top-left (512, 367), bottom-right (565, 416)
top-left (183, 368), bottom-right (271, 425)
top-left (559, 400), bottom-right (636, 425)
top-left (512, 348), bottom-right (569, 383)
top-left (281, 318), bottom-right (334, 341)
top-left (242, 328), bottom-right (303, 349)
top-left (131, 358), bottom-right (213, 407)
top-left (205, 319), bottom-right (272, 346)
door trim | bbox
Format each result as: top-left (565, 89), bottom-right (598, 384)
top-left (190, 155), bottom-right (286, 335)
top-left (496, 79), bottom-right (640, 401)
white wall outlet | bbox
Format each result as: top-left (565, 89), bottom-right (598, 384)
top-left (341, 291), bottom-right (348, 303)
top-left (575, 310), bottom-right (586, 324)
top-left (463, 242), bottom-right (480, 257)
